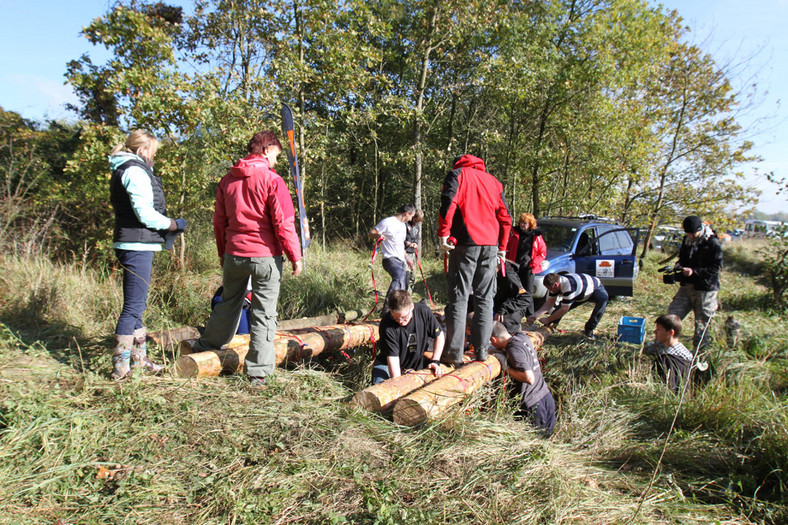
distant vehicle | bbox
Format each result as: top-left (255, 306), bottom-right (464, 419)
top-left (533, 216), bottom-right (640, 298)
top-left (650, 226), bottom-right (682, 253)
top-left (743, 219), bottom-right (786, 238)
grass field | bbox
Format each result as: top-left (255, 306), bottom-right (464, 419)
top-left (0, 240), bottom-right (786, 524)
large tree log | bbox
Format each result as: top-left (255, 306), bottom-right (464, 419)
top-left (351, 364), bottom-right (455, 412)
top-left (148, 326), bottom-right (201, 348)
top-left (174, 323), bottom-right (380, 378)
top-left (392, 328), bottom-right (551, 427)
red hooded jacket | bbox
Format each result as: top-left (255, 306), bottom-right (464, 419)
top-left (213, 155), bottom-right (301, 262)
top-left (438, 155), bottom-right (512, 250)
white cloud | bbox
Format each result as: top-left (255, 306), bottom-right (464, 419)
top-left (2, 73), bottom-right (78, 120)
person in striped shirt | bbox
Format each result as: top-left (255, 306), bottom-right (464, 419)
top-left (527, 272), bottom-right (609, 339)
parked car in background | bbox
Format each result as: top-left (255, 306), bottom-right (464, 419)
top-left (533, 216), bottom-right (640, 298)
top-left (650, 225), bottom-right (682, 253)
top-left (743, 219), bottom-right (787, 238)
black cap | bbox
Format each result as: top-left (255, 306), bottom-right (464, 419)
top-left (683, 215), bottom-right (702, 233)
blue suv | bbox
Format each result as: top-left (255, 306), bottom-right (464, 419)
top-left (533, 215), bottom-right (640, 298)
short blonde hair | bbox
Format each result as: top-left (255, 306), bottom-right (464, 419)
top-left (518, 212), bottom-right (537, 229)
top-left (111, 129), bottom-right (159, 161)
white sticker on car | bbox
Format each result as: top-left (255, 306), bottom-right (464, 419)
top-left (596, 259), bottom-right (615, 278)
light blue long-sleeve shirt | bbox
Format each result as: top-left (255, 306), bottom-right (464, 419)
top-left (109, 153), bottom-right (171, 251)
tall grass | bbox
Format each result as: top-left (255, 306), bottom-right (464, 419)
top-left (0, 239), bottom-right (786, 523)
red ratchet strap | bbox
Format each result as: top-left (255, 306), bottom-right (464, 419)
top-left (413, 246), bottom-right (436, 309)
top-left (361, 237), bottom-right (384, 323)
top-left (367, 324), bottom-right (377, 359)
top-left (277, 331), bottom-right (308, 358)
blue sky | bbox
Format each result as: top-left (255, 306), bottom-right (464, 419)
top-left (0, 0), bottom-right (785, 214)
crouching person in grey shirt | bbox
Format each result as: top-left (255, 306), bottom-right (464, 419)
top-left (490, 321), bottom-right (555, 436)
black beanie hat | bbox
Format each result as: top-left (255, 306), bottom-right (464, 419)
top-left (683, 215), bottom-right (703, 233)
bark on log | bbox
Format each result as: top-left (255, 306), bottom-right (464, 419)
top-left (278, 314), bottom-right (339, 331)
top-left (351, 364), bottom-right (455, 412)
top-left (392, 328), bottom-right (551, 427)
top-left (148, 326), bottom-right (201, 348)
top-left (174, 323), bottom-right (379, 378)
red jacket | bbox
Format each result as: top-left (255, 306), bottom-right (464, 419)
top-left (506, 228), bottom-right (546, 273)
top-left (213, 155), bottom-right (301, 262)
top-left (438, 155), bottom-right (512, 250)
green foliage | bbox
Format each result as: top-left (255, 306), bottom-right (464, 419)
top-left (760, 228), bottom-right (788, 308)
top-left (31, 0), bottom-right (759, 264)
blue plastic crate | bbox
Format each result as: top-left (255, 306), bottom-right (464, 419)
top-left (617, 316), bottom-right (646, 344)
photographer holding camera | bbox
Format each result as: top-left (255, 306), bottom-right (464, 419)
top-left (666, 215), bottom-right (723, 350)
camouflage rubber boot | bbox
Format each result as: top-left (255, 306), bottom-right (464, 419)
top-left (131, 328), bottom-right (163, 373)
top-left (111, 335), bottom-right (134, 380)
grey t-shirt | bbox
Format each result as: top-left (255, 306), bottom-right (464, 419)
top-left (506, 332), bottom-right (549, 408)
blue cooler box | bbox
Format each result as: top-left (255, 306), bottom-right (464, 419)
top-left (618, 316), bottom-right (646, 344)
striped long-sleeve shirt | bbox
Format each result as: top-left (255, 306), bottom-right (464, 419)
top-left (550, 273), bottom-right (603, 306)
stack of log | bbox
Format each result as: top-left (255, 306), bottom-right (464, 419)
top-left (352, 327), bottom-right (551, 426)
top-left (173, 322), bottom-right (380, 378)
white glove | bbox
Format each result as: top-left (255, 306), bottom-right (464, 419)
top-left (497, 250), bottom-right (506, 266)
top-left (439, 236), bottom-right (455, 254)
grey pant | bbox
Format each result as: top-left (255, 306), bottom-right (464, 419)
top-left (668, 284), bottom-right (718, 350)
top-left (444, 245), bottom-right (498, 364)
top-left (196, 254), bottom-right (283, 377)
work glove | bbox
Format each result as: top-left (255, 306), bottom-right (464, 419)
top-left (439, 236), bottom-right (455, 254)
top-left (496, 250), bottom-right (506, 267)
top-left (164, 218), bottom-right (188, 250)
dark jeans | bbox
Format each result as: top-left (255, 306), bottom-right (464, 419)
top-left (566, 286), bottom-right (609, 333)
top-left (382, 257), bottom-right (407, 307)
top-left (115, 249), bottom-right (154, 336)
top-left (517, 267), bottom-right (536, 318)
top-left (371, 361), bottom-right (390, 385)
top-left (515, 391), bottom-right (556, 436)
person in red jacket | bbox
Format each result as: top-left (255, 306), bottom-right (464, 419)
top-left (506, 212), bottom-right (546, 318)
top-left (185, 131), bottom-right (302, 386)
top-left (438, 154), bottom-right (512, 364)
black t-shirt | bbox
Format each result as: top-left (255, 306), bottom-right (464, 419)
top-left (378, 302), bottom-right (442, 371)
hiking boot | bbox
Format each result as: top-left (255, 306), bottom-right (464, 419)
top-left (111, 334), bottom-right (134, 380)
top-left (249, 376), bottom-right (268, 388)
top-left (131, 328), bottom-right (163, 374)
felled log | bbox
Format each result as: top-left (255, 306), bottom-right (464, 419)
top-left (351, 363), bottom-right (455, 412)
top-left (148, 326), bottom-right (201, 348)
top-left (178, 334), bottom-right (248, 356)
top-left (392, 328), bottom-right (552, 427)
top-left (174, 323), bottom-right (380, 378)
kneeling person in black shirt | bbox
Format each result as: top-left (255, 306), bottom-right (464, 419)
top-left (490, 321), bottom-right (556, 436)
top-left (371, 290), bottom-right (446, 384)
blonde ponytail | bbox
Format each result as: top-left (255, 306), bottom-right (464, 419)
top-left (111, 130), bottom-right (159, 163)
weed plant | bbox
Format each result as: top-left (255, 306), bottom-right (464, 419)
top-left (0, 239), bottom-right (786, 524)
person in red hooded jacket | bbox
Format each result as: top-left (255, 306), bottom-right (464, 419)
top-left (185, 131), bottom-right (302, 386)
top-left (438, 154), bottom-right (512, 365)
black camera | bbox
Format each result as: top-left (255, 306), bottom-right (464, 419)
top-left (658, 265), bottom-right (682, 285)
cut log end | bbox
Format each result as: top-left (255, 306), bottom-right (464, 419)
top-left (350, 390), bottom-right (382, 412)
top-left (392, 398), bottom-right (428, 427)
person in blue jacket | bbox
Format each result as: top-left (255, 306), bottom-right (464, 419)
top-left (109, 130), bottom-right (186, 379)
